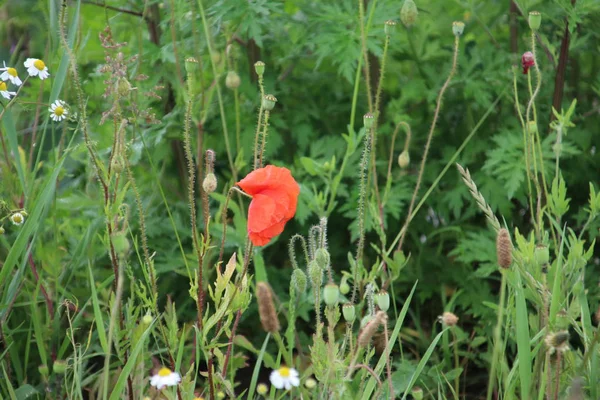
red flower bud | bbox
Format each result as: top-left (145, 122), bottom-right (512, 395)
top-left (522, 51), bottom-right (535, 75)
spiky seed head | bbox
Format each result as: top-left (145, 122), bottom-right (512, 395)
top-left (440, 311), bottom-right (459, 327)
top-left (256, 282), bottom-right (280, 333)
top-left (400, 0), bottom-right (418, 27)
top-left (358, 311), bottom-right (386, 347)
top-left (375, 290), bottom-right (390, 312)
top-left (452, 21), bottom-right (465, 37)
top-left (225, 71), bottom-right (241, 89)
top-left (363, 113), bottom-right (375, 129)
top-left (496, 228), bottom-right (512, 269)
top-left (528, 11), bottom-right (541, 31)
top-left (254, 61), bottom-right (265, 76)
top-left (398, 150), bottom-right (410, 168)
top-left (323, 283), bottom-right (340, 307)
top-left (262, 94), bottom-right (277, 111)
top-left (342, 304), bottom-right (356, 322)
top-left (185, 57), bottom-right (199, 73)
top-left (384, 20), bottom-right (397, 36)
top-left (203, 173), bottom-right (217, 194)
top-left (545, 330), bottom-right (570, 354)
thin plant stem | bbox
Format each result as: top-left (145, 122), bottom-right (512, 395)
top-left (397, 35), bottom-right (461, 252)
top-left (258, 110), bottom-right (271, 167)
top-left (486, 271), bottom-right (507, 400)
top-left (357, 0), bottom-right (373, 112)
top-left (452, 328), bottom-right (460, 398)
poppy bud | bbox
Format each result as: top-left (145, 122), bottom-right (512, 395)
top-left (522, 51), bottom-right (535, 74)
top-left (203, 173), bottom-right (217, 193)
top-left (315, 248), bottom-right (330, 269)
top-left (398, 150), bottom-right (410, 168)
top-left (528, 11), bottom-right (541, 31)
top-left (340, 276), bottom-right (350, 294)
top-left (323, 283), bottom-right (340, 307)
top-left (534, 244), bottom-right (550, 267)
top-left (400, 0), bottom-right (418, 27)
top-left (111, 155), bottom-right (124, 174)
top-left (225, 71), bottom-right (241, 89)
top-left (384, 20), bottom-right (397, 36)
top-left (254, 61), bottom-right (265, 77)
top-left (363, 113), bottom-right (375, 129)
top-left (53, 359), bottom-right (67, 375)
top-left (308, 260), bottom-right (323, 287)
top-left (262, 94), bottom-right (277, 111)
top-left (292, 268), bottom-right (307, 294)
top-left (342, 304), bottom-right (356, 322)
top-left (112, 231), bottom-right (130, 257)
top-left (452, 21), bottom-right (465, 37)
top-left (142, 313), bottom-right (153, 326)
top-left (375, 290), bottom-right (390, 312)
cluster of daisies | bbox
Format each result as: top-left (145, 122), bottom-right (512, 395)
top-left (0, 58), bottom-right (70, 122)
top-left (0, 210), bottom-right (27, 235)
top-left (149, 365), bottom-right (304, 395)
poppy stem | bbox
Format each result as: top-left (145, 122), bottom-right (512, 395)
top-left (258, 110), bottom-right (271, 167)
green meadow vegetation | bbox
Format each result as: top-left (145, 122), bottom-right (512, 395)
top-left (1, 0), bottom-right (600, 399)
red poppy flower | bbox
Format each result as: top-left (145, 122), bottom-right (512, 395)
top-left (522, 51), bottom-right (535, 74)
top-left (237, 165), bottom-right (300, 246)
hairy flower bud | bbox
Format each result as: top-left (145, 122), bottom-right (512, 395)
top-left (203, 173), bottom-right (217, 194)
top-left (340, 276), bottom-right (350, 294)
top-left (256, 282), bottom-right (280, 333)
top-left (342, 304), bottom-right (356, 322)
top-left (112, 231), bottom-right (130, 257)
top-left (262, 94), bottom-right (277, 111)
top-left (292, 268), bottom-right (307, 294)
top-left (375, 290), bottom-right (390, 312)
top-left (398, 150), bottom-right (410, 169)
top-left (534, 244), bottom-right (550, 267)
top-left (225, 71), bottom-right (241, 89)
top-left (496, 228), bottom-right (512, 269)
top-left (528, 11), bottom-right (541, 31)
top-left (254, 61), bottom-right (265, 77)
top-left (323, 283), bottom-right (340, 307)
top-left (400, 0), bottom-right (418, 27)
top-left (308, 260), bottom-right (323, 288)
top-left (315, 248), bottom-right (330, 269)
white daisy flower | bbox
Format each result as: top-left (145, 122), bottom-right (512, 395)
top-left (269, 366), bottom-right (300, 390)
top-left (149, 367), bottom-right (181, 390)
top-left (0, 62), bottom-right (22, 86)
top-left (0, 81), bottom-right (16, 100)
top-left (49, 100), bottom-right (69, 122)
top-left (10, 212), bottom-right (25, 226)
top-left (24, 58), bottom-right (50, 80)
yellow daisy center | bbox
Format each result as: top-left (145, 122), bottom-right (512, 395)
top-left (158, 367), bottom-right (172, 377)
top-left (54, 106), bottom-right (65, 117)
top-left (34, 59), bottom-right (46, 71)
top-left (12, 214), bottom-right (23, 224)
top-left (7, 67), bottom-right (17, 77)
top-left (0, 82), bottom-right (6, 91)
top-left (278, 367), bottom-right (290, 378)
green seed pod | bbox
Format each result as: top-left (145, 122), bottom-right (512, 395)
top-left (452, 21), bottom-right (465, 37)
top-left (262, 94), bottom-right (277, 111)
top-left (323, 283), bottom-right (340, 307)
top-left (534, 244), bottom-right (550, 267)
top-left (339, 277), bottom-right (350, 295)
top-left (363, 113), bottom-right (375, 129)
top-left (203, 173), bottom-right (218, 194)
top-left (342, 304), bottom-right (356, 322)
top-left (398, 150), bottom-right (410, 168)
top-left (225, 71), bottom-right (241, 89)
top-left (254, 61), bottom-right (265, 77)
top-left (0, 226), bottom-right (5, 235)
top-left (400, 0), bottom-right (418, 27)
top-left (142, 313), bottom-right (153, 326)
top-left (53, 360), bottom-right (67, 375)
top-left (375, 290), bottom-right (390, 312)
top-left (315, 248), bottom-right (330, 269)
top-left (384, 20), bottom-right (397, 36)
top-left (292, 268), bottom-right (307, 294)
top-left (411, 387), bottom-right (424, 400)
top-left (527, 120), bottom-right (538, 134)
top-left (528, 11), bottom-right (541, 31)
top-left (185, 57), bottom-right (199, 73)
top-left (38, 364), bottom-right (49, 377)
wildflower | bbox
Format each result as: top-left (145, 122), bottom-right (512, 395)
top-left (49, 100), bottom-right (68, 122)
top-left (150, 367), bottom-right (181, 389)
top-left (24, 58), bottom-right (50, 80)
top-left (0, 81), bottom-right (16, 100)
top-left (522, 51), bottom-right (535, 75)
top-left (269, 366), bottom-right (300, 390)
top-left (257, 383), bottom-right (268, 395)
top-left (1, 62), bottom-right (22, 86)
top-left (10, 212), bottom-right (25, 226)
top-left (237, 165), bottom-right (300, 246)
top-left (439, 311), bottom-right (459, 327)
top-left (545, 331), bottom-right (570, 354)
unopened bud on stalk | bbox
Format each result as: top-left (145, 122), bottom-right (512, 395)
top-left (400, 0), bottom-right (418, 27)
top-left (308, 260), bottom-right (323, 288)
top-left (534, 244), bottom-right (550, 267)
top-left (142, 313), bottom-right (153, 326)
top-left (496, 228), bottom-right (513, 269)
top-left (340, 276), bottom-right (350, 294)
top-left (315, 248), bottom-right (330, 269)
top-left (38, 364), bottom-right (49, 377)
top-left (323, 283), bottom-right (340, 307)
top-left (342, 304), bottom-right (356, 322)
top-left (262, 94), bottom-right (277, 111)
top-left (384, 20), bottom-right (397, 36)
top-left (53, 360), bottom-right (67, 375)
top-left (225, 71), bottom-right (241, 89)
top-left (375, 290), bottom-right (390, 312)
top-left (254, 61), bottom-right (265, 76)
top-left (452, 21), bottom-right (465, 37)
top-left (528, 11), bottom-right (541, 31)
top-left (363, 113), bottom-right (375, 129)
top-left (398, 150), bottom-right (410, 168)
top-left (112, 231), bottom-right (130, 257)
top-left (203, 173), bottom-right (217, 194)
top-left (411, 387), bottom-right (424, 400)
top-left (292, 268), bottom-right (307, 294)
